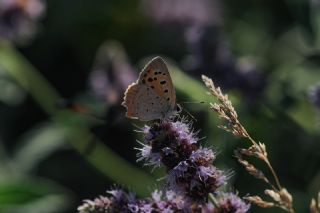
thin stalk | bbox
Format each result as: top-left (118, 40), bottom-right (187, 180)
top-left (246, 132), bottom-right (282, 191)
top-left (264, 159), bottom-right (282, 191)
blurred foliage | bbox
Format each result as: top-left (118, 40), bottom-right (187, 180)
top-left (0, 0), bottom-right (319, 212)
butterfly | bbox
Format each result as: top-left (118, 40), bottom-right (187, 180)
top-left (122, 56), bottom-right (180, 121)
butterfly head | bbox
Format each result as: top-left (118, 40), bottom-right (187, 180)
top-left (175, 104), bottom-right (182, 114)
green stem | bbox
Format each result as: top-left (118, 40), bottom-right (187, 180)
top-left (0, 40), bottom-right (60, 114)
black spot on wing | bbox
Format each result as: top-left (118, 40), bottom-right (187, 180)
top-left (160, 80), bottom-right (166, 85)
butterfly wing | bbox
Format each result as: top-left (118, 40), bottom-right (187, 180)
top-left (122, 83), bottom-right (171, 121)
top-left (122, 83), bottom-right (139, 118)
top-left (138, 57), bottom-right (176, 110)
top-left (122, 56), bottom-right (177, 121)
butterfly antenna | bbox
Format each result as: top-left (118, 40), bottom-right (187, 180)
top-left (178, 101), bottom-right (206, 122)
top-left (180, 101), bottom-right (206, 104)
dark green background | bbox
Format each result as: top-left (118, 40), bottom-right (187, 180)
top-left (0, 0), bottom-right (319, 212)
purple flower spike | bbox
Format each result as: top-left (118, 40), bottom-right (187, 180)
top-left (79, 117), bottom-right (251, 212)
top-left (78, 196), bottom-right (112, 213)
top-left (204, 192), bottom-right (250, 213)
top-left (190, 148), bottom-right (216, 164)
top-left (138, 120), bottom-right (198, 170)
top-left (138, 119), bottom-right (227, 201)
top-left (78, 188), bottom-right (134, 213)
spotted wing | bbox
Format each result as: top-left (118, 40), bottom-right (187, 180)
top-left (137, 57), bottom-right (176, 110)
top-left (122, 83), bottom-right (171, 121)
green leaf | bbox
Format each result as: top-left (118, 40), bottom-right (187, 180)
top-left (12, 124), bottom-right (68, 173)
top-left (0, 178), bottom-right (72, 213)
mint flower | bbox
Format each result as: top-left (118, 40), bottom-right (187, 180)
top-left (204, 192), bottom-right (250, 213)
top-left (78, 189), bottom-right (135, 213)
top-left (78, 189), bottom-right (187, 213)
top-left (137, 120), bottom-right (227, 201)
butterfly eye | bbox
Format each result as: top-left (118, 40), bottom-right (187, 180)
top-left (176, 104), bottom-right (182, 113)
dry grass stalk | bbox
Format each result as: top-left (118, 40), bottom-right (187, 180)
top-left (244, 196), bottom-right (275, 208)
top-left (202, 75), bottom-right (248, 138)
top-left (265, 189), bottom-right (293, 212)
top-left (202, 75), bottom-right (295, 213)
top-left (234, 149), bottom-right (270, 185)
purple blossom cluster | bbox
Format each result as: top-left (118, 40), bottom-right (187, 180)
top-left (204, 193), bottom-right (251, 213)
top-left (78, 189), bottom-right (134, 213)
top-left (0, 0), bottom-right (45, 42)
top-left (78, 189), bottom-right (185, 213)
top-left (309, 84), bottom-right (320, 109)
top-left (78, 119), bottom-right (250, 212)
top-left (138, 120), bottom-right (226, 201)
top-left (183, 27), bottom-right (266, 103)
top-left (78, 189), bottom-right (250, 213)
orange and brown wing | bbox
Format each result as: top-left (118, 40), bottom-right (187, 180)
top-left (137, 57), bottom-right (176, 109)
top-left (122, 82), bottom-right (139, 119)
